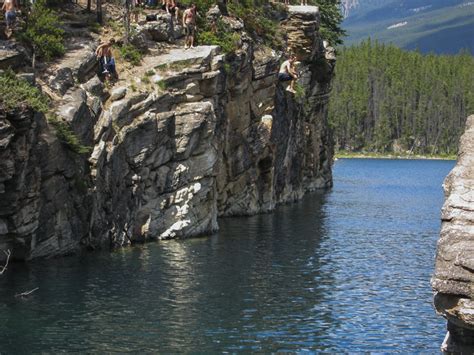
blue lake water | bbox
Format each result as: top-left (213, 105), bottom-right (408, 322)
top-left (0, 158), bottom-right (455, 352)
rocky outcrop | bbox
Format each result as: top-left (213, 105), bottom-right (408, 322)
top-left (432, 114), bottom-right (474, 353)
top-left (0, 6), bottom-right (334, 260)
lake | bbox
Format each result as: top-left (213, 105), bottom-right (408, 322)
top-left (0, 158), bottom-right (455, 352)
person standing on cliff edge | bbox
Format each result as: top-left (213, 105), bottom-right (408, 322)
top-left (2, 0), bottom-right (18, 38)
top-left (278, 54), bottom-right (299, 93)
top-left (183, 3), bottom-right (197, 49)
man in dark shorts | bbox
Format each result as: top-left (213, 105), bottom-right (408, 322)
top-left (182, 3), bottom-right (196, 49)
top-left (2, 0), bottom-right (18, 38)
top-left (278, 54), bottom-right (298, 93)
top-left (163, 0), bottom-right (179, 21)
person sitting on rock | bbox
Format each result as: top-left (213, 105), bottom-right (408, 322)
top-left (164, 0), bottom-right (179, 21)
top-left (2, 0), bottom-right (18, 38)
top-left (95, 39), bottom-right (117, 82)
top-left (182, 3), bottom-right (197, 49)
top-left (278, 54), bottom-right (299, 93)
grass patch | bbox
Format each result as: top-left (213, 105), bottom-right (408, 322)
top-left (156, 80), bottom-right (167, 90)
top-left (144, 69), bottom-right (155, 77)
top-left (156, 60), bottom-right (192, 72)
top-left (141, 75), bottom-right (151, 84)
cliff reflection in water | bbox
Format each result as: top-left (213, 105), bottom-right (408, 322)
top-left (0, 159), bottom-right (453, 352)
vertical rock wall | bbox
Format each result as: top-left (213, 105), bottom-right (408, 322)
top-left (432, 114), bottom-right (474, 352)
top-left (0, 6), bottom-right (335, 260)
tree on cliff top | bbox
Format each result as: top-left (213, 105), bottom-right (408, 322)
top-left (20, 0), bottom-right (65, 67)
top-left (311, 0), bottom-right (346, 46)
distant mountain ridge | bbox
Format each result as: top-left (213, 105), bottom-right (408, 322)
top-left (341, 0), bottom-right (474, 54)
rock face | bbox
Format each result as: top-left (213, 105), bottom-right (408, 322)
top-left (0, 7), bottom-right (334, 260)
top-left (432, 114), bottom-right (474, 353)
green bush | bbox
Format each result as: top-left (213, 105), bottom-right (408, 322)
top-left (0, 69), bottom-right (49, 112)
top-left (227, 2), bottom-right (284, 50)
top-left (119, 44), bottom-right (142, 65)
top-left (197, 27), bottom-right (240, 54)
top-left (0, 70), bottom-right (90, 154)
top-left (20, 0), bottom-right (65, 61)
top-left (48, 115), bottom-right (92, 154)
top-left (294, 83), bottom-right (305, 100)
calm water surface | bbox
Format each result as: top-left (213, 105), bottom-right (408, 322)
top-left (0, 159), bottom-right (454, 352)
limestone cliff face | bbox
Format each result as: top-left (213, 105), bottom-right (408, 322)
top-left (432, 114), bottom-right (474, 352)
top-left (0, 6), bottom-right (334, 259)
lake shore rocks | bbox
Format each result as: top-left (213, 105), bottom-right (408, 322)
top-left (432, 114), bottom-right (474, 352)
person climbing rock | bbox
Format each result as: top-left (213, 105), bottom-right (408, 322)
top-left (164, 0), bottom-right (179, 21)
top-left (2, 0), bottom-right (18, 38)
top-left (182, 3), bottom-right (196, 49)
top-left (95, 39), bottom-right (117, 82)
top-left (278, 54), bottom-right (299, 93)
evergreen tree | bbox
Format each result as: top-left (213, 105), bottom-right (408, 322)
top-left (329, 40), bottom-right (474, 155)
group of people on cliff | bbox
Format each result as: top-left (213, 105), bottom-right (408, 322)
top-left (1, 0), bottom-right (299, 93)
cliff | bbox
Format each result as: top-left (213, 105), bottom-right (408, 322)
top-left (432, 114), bottom-right (474, 352)
top-left (0, 6), bottom-right (335, 260)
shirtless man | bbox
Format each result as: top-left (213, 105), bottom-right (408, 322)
top-left (95, 39), bottom-right (117, 81)
top-left (164, 0), bottom-right (179, 21)
top-left (278, 54), bottom-right (298, 93)
top-left (182, 3), bottom-right (196, 49)
top-left (2, 0), bottom-right (18, 38)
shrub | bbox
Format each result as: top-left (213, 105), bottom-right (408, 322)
top-left (294, 83), bottom-right (305, 100)
top-left (20, 0), bottom-right (65, 62)
top-left (0, 69), bottom-right (49, 112)
top-left (227, 2), bottom-right (284, 50)
top-left (119, 44), bottom-right (142, 65)
top-left (0, 70), bottom-right (90, 154)
top-left (47, 115), bottom-right (92, 154)
top-left (197, 29), bottom-right (240, 54)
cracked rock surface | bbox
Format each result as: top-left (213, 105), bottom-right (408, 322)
top-left (432, 114), bottom-right (474, 352)
top-left (0, 7), bottom-right (334, 260)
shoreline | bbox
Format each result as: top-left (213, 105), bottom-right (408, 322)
top-left (335, 152), bottom-right (457, 161)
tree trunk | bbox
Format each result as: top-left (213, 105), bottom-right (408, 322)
top-left (87, 0), bottom-right (91, 12)
top-left (123, 0), bottom-right (130, 44)
top-left (96, 0), bottom-right (103, 24)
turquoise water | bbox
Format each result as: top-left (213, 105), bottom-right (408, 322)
top-left (0, 159), bottom-right (454, 352)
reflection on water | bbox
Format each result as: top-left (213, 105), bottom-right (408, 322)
top-left (0, 159), bottom-right (454, 352)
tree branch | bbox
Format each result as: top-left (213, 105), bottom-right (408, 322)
top-left (15, 287), bottom-right (39, 298)
top-left (0, 249), bottom-right (11, 275)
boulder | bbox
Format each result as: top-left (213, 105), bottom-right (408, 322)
top-left (110, 86), bottom-right (127, 101)
top-left (0, 41), bottom-right (28, 69)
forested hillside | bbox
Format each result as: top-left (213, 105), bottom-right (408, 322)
top-left (329, 40), bottom-right (474, 155)
top-left (342, 0), bottom-right (474, 54)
